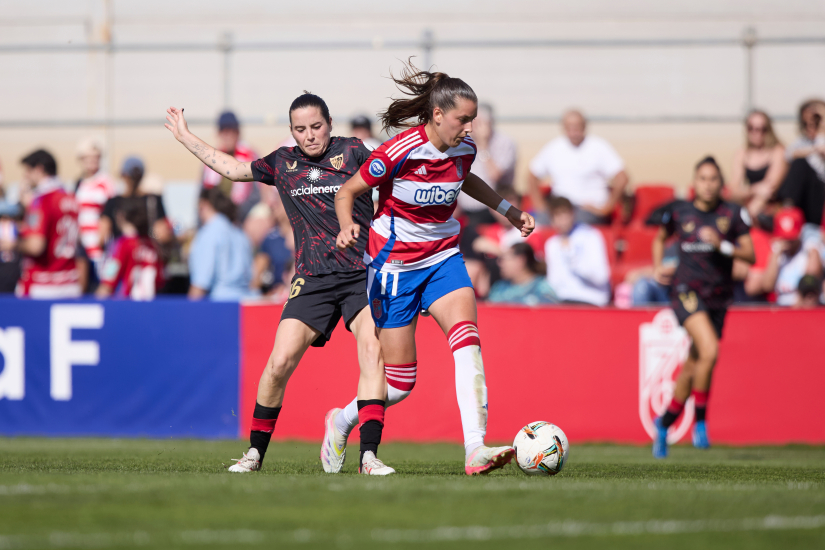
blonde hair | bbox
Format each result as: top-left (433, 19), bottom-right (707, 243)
top-left (746, 110), bottom-right (780, 149)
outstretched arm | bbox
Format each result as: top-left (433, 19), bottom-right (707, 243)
top-left (462, 173), bottom-right (535, 237)
top-left (164, 107), bottom-right (254, 182)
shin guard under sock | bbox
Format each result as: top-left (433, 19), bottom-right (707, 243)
top-left (692, 390), bottom-right (709, 422)
top-left (661, 397), bottom-right (685, 428)
top-left (250, 402), bottom-right (281, 461)
top-left (358, 399), bottom-right (385, 465)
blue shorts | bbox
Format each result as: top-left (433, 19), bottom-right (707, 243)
top-left (367, 253), bottom-right (473, 329)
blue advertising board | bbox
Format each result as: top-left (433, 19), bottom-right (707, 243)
top-left (0, 298), bottom-right (239, 438)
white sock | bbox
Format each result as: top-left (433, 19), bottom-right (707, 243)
top-left (448, 322), bottom-right (487, 458)
top-left (336, 398), bottom-right (359, 438)
top-left (338, 363), bottom-right (416, 438)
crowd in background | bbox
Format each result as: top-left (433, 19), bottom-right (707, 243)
top-left (1, 99), bottom-right (824, 308)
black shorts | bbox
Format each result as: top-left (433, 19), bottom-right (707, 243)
top-left (671, 288), bottom-right (727, 339)
top-left (281, 270), bottom-right (368, 347)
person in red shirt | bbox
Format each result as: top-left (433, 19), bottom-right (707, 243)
top-left (97, 201), bottom-right (163, 300)
top-left (201, 111), bottom-right (260, 220)
top-left (16, 150), bottom-right (82, 299)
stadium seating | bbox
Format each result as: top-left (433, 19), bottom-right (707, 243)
top-left (629, 184), bottom-right (675, 227)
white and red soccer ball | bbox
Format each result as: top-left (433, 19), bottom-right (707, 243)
top-left (513, 422), bottom-right (570, 476)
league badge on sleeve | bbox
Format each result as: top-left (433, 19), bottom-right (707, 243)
top-left (456, 158), bottom-right (464, 179)
top-left (369, 159), bottom-right (386, 178)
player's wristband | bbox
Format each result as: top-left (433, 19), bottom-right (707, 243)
top-left (496, 199), bottom-right (512, 216)
top-left (719, 241), bottom-right (735, 257)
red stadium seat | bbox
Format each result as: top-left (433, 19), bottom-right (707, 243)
top-left (526, 227), bottom-right (556, 259)
top-left (630, 184), bottom-right (675, 227)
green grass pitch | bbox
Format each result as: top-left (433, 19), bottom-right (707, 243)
top-left (1, 438), bottom-right (823, 549)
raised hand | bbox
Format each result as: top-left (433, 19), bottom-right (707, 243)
top-left (164, 107), bottom-right (190, 142)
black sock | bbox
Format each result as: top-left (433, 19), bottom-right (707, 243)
top-left (695, 406), bottom-right (707, 423)
top-left (661, 409), bottom-right (680, 428)
top-left (357, 399), bottom-right (385, 465)
top-left (250, 403), bottom-right (281, 461)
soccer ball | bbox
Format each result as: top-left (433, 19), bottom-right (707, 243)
top-left (513, 421), bottom-right (569, 476)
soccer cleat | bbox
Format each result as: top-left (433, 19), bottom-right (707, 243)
top-left (359, 451), bottom-right (395, 476)
top-left (652, 417), bottom-right (668, 459)
top-left (692, 420), bottom-right (711, 449)
top-left (320, 408), bottom-right (347, 474)
top-left (464, 445), bottom-right (515, 476)
top-left (227, 447), bottom-right (262, 473)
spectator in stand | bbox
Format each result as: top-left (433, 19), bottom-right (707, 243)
top-left (489, 242), bottom-right (557, 305)
top-left (15, 150), bottom-right (81, 298)
top-left (0, 200), bottom-right (21, 293)
top-left (545, 196), bottom-right (611, 305)
top-left (758, 207), bottom-right (823, 306)
top-left (795, 274), bottom-right (822, 308)
top-left (188, 187), bottom-right (253, 301)
top-left (623, 242), bottom-right (679, 306)
top-left (202, 111), bottom-right (260, 221)
top-left (729, 110), bottom-right (787, 225)
top-left (459, 103), bottom-right (517, 226)
top-left (96, 201), bottom-right (163, 300)
top-left (528, 109), bottom-right (628, 225)
top-left (778, 100), bottom-right (825, 229)
top-left (350, 115), bottom-right (382, 150)
top-left (74, 138), bottom-right (115, 267)
top-left (100, 157), bottom-right (168, 246)
top-left (251, 198), bottom-right (294, 300)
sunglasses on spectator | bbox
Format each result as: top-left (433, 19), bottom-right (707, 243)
top-left (747, 125), bottom-right (767, 133)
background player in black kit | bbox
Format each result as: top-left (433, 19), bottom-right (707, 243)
top-left (165, 94), bottom-right (408, 475)
top-left (651, 156), bottom-right (755, 458)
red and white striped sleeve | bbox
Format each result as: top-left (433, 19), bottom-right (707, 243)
top-left (359, 127), bottom-right (425, 188)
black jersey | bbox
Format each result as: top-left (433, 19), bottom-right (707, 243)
top-left (251, 137), bottom-right (373, 276)
top-left (662, 200), bottom-right (750, 308)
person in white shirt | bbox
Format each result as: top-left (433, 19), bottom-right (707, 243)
top-left (545, 196), bottom-right (611, 305)
top-left (528, 110), bottom-right (628, 225)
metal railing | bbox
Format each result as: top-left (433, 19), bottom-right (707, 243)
top-left (1, 27), bottom-right (823, 129)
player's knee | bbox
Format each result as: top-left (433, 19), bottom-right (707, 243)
top-left (694, 339), bottom-right (718, 366)
top-left (359, 340), bottom-right (382, 373)
top-left (264, 352), bottom-right (296, 388)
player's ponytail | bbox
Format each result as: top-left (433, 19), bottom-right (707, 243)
top-left (379, 59), bottom-right (477, 133)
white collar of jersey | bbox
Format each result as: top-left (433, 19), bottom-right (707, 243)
top-left (35, 177), bottom-right (64, 196)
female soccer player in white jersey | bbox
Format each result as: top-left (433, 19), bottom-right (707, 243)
top-left (335, 62), bottom-right (536, 475)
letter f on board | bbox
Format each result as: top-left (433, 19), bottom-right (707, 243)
top-left (50, 305), bottom-right (104, 401)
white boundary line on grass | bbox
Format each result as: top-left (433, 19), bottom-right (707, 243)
top-left (370, 515), bottom-right (825, 543)
top-left (0, 515), bottom-right (822, 548)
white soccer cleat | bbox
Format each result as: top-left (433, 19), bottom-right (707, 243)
top-left (320, 408), bottom-right (347, 474)
top-left (359, 451), bottom-right (395, 476)
top-left (227, 447), bottom-right (261, 473)
top-left (465, 445), bottom-right (515, 476)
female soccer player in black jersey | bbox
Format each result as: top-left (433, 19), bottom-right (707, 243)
top-left (166, 94), bottom-right (409, 475)
top-left (651, 156), bottom-right (755, 458)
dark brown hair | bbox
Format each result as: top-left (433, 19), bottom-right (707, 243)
top-left (289, 91), bottom-right (331, 126)
top-left (379, 59), bottom-right (477, 133)
top-left (200, 186), bottom-right (237, 223)
top-left (798, 99), bottom-right (824, 133)
top-left (547, 195), bottom-right (574, 213)
top-left (695, 155), bottom-right (725, 185)
top-left (121, 199), bottom-right (150, 237)
top-left (509, 242), bottom-right (545, 276)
